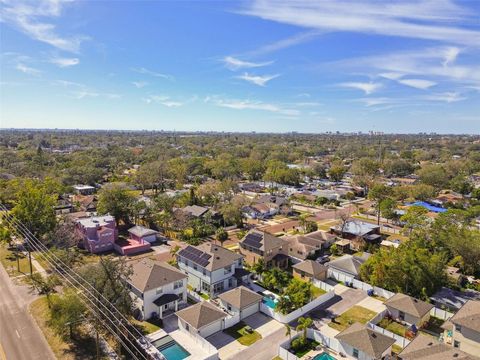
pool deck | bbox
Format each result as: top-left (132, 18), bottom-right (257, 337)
top-left (147, 329), bottom-right (218, 360)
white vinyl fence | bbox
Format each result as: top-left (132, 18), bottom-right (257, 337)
top-left (430, 307), bottom-right (454, 321)
top-left (261, 290), bottom-right (335, 324)
top-left (367, 322), bottom-right (411, 348)
top-left (327, 269), bottom-right (395, 299)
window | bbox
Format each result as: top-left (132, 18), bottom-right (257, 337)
top-left (455, 324), bottom-right (462, 332)
top-left (224, 266), bottom-right (231, 275)
top-left (227, 304), bottom-right (232, 311)
top-left (203, 268), bottom-right (207, 276)
top-left (399, 311), bottom-right (405, 321)
top-left (193, 264), bottom-right (198, 271)
top-left (156, 287), bottom-right (163, 295)
top-left (185, 323), bottom-right (189, 331)
top-left (214, 282), bottom-right (224, 293)
top-left (454, 340), bottom-right (460, 348)
top-left (352, 348), bottom-right (359, 358)
top-left (174, 280), bottom-right (183, 289)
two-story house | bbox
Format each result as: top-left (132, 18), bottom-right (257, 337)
top-left (443, 300), bottom-right (480, 357)
top-left (239, 229), bottom-right (289, 269)
top-left (127, 259), bottom-right (187, 320)
top-left (75, 215), bottom-right (118, 253)
top-left (176, 243), bottom-right (248, 298)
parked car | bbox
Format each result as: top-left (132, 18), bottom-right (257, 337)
top-left (316, 255), bottom-right (330, 264)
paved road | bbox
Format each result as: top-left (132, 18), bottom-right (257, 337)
top-left (0, 265), bottom-right (55, 360)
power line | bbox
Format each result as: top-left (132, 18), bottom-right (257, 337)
top-left (0, 205), bottom-right (154, 360)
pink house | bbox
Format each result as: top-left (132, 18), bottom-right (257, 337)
top-left (76, 215), bottom-right (118, 253)
top-left (113, 225), bottom-right (153, 256)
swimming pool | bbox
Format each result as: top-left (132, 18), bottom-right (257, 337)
top-left (262, 296), bottom-right (277, 309)
top-left (313, 352), bottom-right (335, 360)
top-left (409, 201), bottom-right (447, 213)
top-left (152, 336), bottom-right (190, 360)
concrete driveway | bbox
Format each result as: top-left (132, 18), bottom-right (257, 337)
top-left (243, 313), bottom-right (283, 337)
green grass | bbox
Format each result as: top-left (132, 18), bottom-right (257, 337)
top-left (224, 321), bottom-right (262, 346)
top-left (200, 292), bottom-right (210, 300)
top-left (0, 244), bottom-right (33, 276)
top-left (328, 306), bottom-right (377, 332)
top-left (132, 318), bottom-right (162, 334)
top-left (310, 284), bottom-right (327, 298)
top-left (377, 318), bottom-right (407, 337)
top-left (392, 344), bottom-right (403, 354)
top-left (421, 317), bottom-right (445, 335)
top-left (291, 339), bottom-right (319, 357)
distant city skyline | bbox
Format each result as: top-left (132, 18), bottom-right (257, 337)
top-left (1, 0), bottom-right (479, 134)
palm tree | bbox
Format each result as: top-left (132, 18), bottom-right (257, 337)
top-left (285, 324), bottom-right (292, 343)
top-left (296, 316), bottom-right (313, 340)
top-left (298, 213), bottom-right (309, 234)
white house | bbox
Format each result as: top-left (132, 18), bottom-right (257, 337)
top-left (127, 259), bottom-right (187, 319)
top-left (177, 243), bottom-right (250, 298)
top-left (176, 301), bottom-right (228, 338)
top-left (217, 286), bottom-right (263, 320)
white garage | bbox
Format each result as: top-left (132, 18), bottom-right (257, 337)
top-left (218, 286), bottom-right (263, 321)
top-left (176, 301), bottom-right (227, 338)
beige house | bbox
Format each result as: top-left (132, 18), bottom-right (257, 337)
top-left (335, 322), bottom-right (395, 360)
top-left (292, 260), bottom-right (327, 282)
top-left (239, 229), bottom-right (289, 269)
top-left (443, 300), bottom-right (480, 357)
top-left (384, 293), bottom-right (433, 327)
top-left (176, 301), bottom-right (228, 338)
top-left (400, 334), bottom-right (475, 359)
top-left (217, 286), bottom-right (263, 320)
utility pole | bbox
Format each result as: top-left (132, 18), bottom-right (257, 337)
top-left (28, 246), bottom-right (33, 275)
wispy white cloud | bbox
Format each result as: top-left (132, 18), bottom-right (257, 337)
top-left (70, 90), bottom-right (121, 100)
top-left (424, 91), bottom-right (466, 103)
top-left (442, 46), bottom-right (461, 67)
top-left (207, 96), bottom-right (299, 116)
top-left (131, 67), bottom-right (174, 80)
top-left (132, 81), bottom-right (148, 88)
top-left (243, 30), bottom-right (323, 57)
top-left (338, 46), bottom-right (480, 88)
top-left (1, 0), bottom-right (88, 52)
top-left (356, 97), bottom-right (396, 107)
top-left (237, 72), bottom-right (280, 86)
top-left (379, 72), bottom-right (404, 80)
top-left (240, 0), bottom-right (480, 46)
top-left (223, 56), bottom-right (273, 71)
top-left (16, 63), bottom-right (42, 75)
top-left (340, 81), bottom-right (382, 95)
top-left (295, 93), bottom-right (311, 98)
top-left (143, 95), bottom-right (193, 107)
top-left (397, 78), bottom-right (437, 89)
top-left (50, 57), bottom-right (79, 67)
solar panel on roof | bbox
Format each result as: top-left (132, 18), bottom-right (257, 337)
top-left (180, 246), bottom-right (211, 267)
top-left (243, 233), bottom-right (263, 249)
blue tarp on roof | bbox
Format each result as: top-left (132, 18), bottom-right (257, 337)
top-left (410, 201), bottom-right (447, 213)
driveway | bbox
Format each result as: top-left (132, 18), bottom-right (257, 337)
top-left (307, 287), bottom-right (367, 329)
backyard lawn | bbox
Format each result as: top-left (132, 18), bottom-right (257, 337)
top-left (421, 317), bottom-right (445, 336)
top-left (310, 284), bottom-right (327, 298)
top-left (224, 321), bottom-right (262, 346)
top-left (377, 318), bottom-right (407, 337)
top-left (328, 306), bottom-right (377, 331)
top-left (132, 318), bottom-right (162, 334)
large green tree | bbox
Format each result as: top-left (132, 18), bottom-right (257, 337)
top-left (96, 183), bottom-right (135, 224)
top-left (12, 180), bottom-right (57, 238)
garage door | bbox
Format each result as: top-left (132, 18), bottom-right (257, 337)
top-left (200, 320), bottom-right (223, 337)
top-left (241, 303), bottom-right (260, 320)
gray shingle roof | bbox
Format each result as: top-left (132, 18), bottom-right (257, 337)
top-left (175, 301), bottom-right (227, 329)
top-left (327, 254), bottom-right (367, 276)
top-left (335, 323), bottom-right (395, 358)
top-left (178, 243), bottom-right (243, 271)
top-left (128, 259), bottom-right (186, 292)
top-left (399, 334), bottom-right (477, 360)
top-left (449, 300), bottom-right (480, 333)
top-left (385, 293), bottom-right (434, 318)
top-left (218, 286), bottom-right (263, 310)
top-left (240, 229), bottom-right (286, 252)
top-left (292, 260), bottom-right (328, 278)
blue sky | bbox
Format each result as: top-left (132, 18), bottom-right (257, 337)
top-left (1, 0), bottom-right (479, 133)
